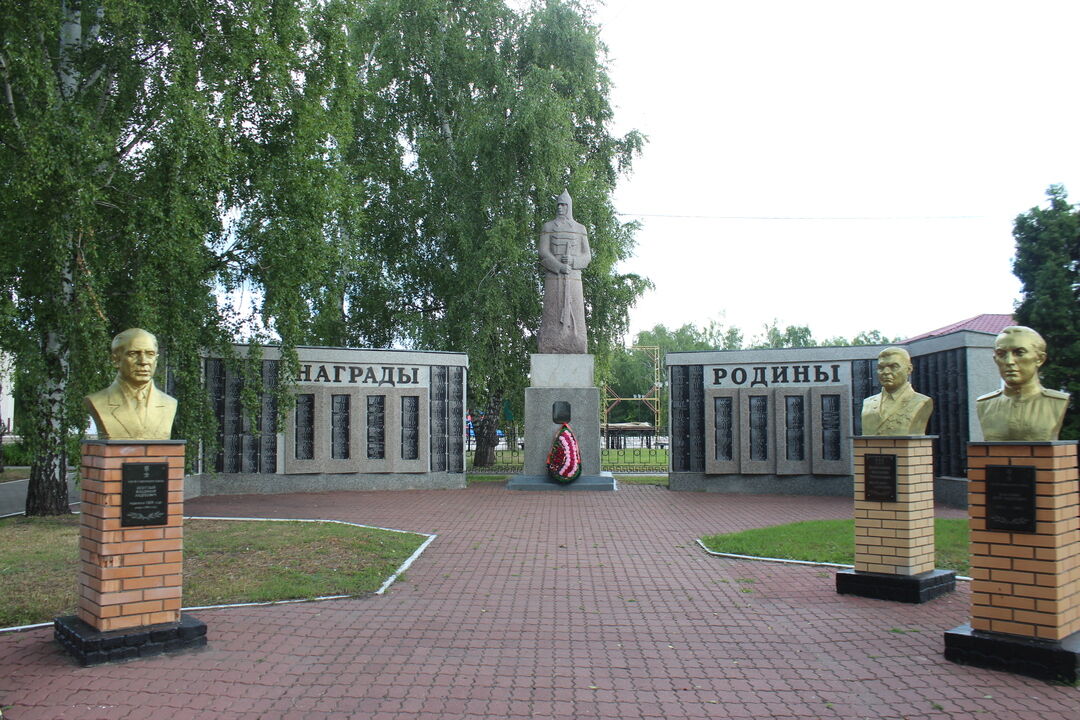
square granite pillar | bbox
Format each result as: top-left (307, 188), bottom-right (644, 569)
top-left (944, 441), bottom-right (1080, 682)
top-left (54, 440), bottom-right (206, 666)
top-left (508, 354), bottom-right (614, 491)
top-left (836, 436), bottom-right (955, 602)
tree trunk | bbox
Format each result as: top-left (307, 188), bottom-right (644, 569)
top-left (472, 393), bottom-right (503, 468)
top-left (26, 326), bottom-right (73, 515)
top-left (25, 445), bottom-right (69, 515)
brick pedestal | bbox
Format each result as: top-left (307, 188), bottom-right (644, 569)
top-left (836, 436), bottom-right (956, 603)
top-left (944, 441), bottom-right (1080, 682)
top-left (54, 440), bottom-right (205, 666)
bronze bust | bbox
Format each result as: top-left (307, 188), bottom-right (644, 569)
top-left (85, 328), bottom-right (177, 440)
top-left (860, 347), bottom-right (933, 435)
top-left (976, 326), bottom-right (1068, 441)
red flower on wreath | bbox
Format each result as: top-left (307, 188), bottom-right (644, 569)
top-left (547, 423), bottom-right (582, 484)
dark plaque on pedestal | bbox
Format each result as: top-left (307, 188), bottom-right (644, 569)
top-left (121, 462), bottom-right (169, 527)
top-left (986, 465), bottom-right (1037, 533)
top-left (864, 454), bottom-right (897, 502)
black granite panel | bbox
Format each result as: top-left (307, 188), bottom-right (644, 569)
top-left (784, 395), bottom-right (805, 461)
top-left (430, 366), bottom-right (447, 472)
top-left (448, 367), bottom-right (465, 473)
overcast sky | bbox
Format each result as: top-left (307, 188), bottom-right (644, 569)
top-left (590, 0), bottom-right (1080, 344)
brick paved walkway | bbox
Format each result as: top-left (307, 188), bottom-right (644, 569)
top-left (2, 484), bottom-right (1077, 719)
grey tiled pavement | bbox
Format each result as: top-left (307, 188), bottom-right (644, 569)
top-left (2, 483), bottom-right (1078, 719)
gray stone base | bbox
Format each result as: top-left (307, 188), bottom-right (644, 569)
top-left (185, 471), bottom-right (466, 499)
top-left (507, 472), bottom-right (616, 491)
top-left (524, 386), bottom-right (601, 477)
top-left (668, 472), bottom-right (853, 497)
top-left (530, 354), bottom-right (594, 388)
top-left (670, 472), bottom-right (967, 506)
top-left (944, 623), bottom-right (1080, 683)
top-left (836, 568), bottom-right (956, 604)
top-left (934, 476), bottom-right (968, 509)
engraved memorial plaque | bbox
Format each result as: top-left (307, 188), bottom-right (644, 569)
top-left (552, 401), bottom-right (571, 424)
top-left (986, 465), bottom-right (1037, 533)
top-left (121, 462), bottom-right (169, 527)
top-left (864, 454), bottom-right (897, 502)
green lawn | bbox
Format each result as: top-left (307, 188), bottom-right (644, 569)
top-left (0, 515), bottom-right (427, 628)
top-left (701, 518), bottom-right (969, 573)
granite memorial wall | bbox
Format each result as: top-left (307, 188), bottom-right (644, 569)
top-left (188, 345), bottom-right (467, 497)
top-left (667, 329), bottom-right (1002, 503)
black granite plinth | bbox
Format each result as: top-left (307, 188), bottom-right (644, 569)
top-left (836, 568), bottom-right (956, 603)
top-left (507, 473), bottom-right (616, 491)
top-left (54, 614), bottom-right (207, 667)
top-left (944, 623), bottom-right (1080, 684)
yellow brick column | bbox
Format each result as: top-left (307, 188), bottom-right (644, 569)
top-left (836, 436), bottom-right (955, 602)
top-left (54, 440), bottom-right (206, 666)
top-left (945, 441), bottom-right (1080, 683)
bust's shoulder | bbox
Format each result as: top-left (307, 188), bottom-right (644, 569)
top-left (911, 391), bottom-right (932, 404)
top-left (154, 386), bottom-right (178, 407)
top-left (1041, 388), bottom-right (1070, 401)
top-left (976, 388), bottom-right (1004, 403)
top-left (86, 381), bottom-right (121, 404)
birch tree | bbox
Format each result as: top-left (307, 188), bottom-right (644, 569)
top-left (0, 0), bottom-right (366, 514)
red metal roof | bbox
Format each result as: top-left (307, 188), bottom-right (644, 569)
top-left (904, 313), bottom-right (1014, 342)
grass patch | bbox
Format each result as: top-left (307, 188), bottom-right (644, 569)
top-left (615, 475), bottom-right (669, 487)
top-left (0, 468), bottom-right (30, 483)
top-left (0, 516), bottom-right (426, 628)
top-left (700, 518), bottom-right (969, 573)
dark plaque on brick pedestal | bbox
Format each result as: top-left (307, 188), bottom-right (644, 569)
top-left (986, 465), bottom-right (1036, 533)
top-left (864, 454), bottom-right (897, 502)
top-left (121, 462), bottom-right (169, 527)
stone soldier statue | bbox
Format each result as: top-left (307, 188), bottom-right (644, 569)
top-left (537, 190), bottom-right (592, 354)
top-left (860, 347), bottom-right (934, 435)
top-left (85, 328), bottom-right (177, 440)
top-left (976, 325), bottom-right (1069, 441)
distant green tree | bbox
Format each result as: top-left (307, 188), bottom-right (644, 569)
top-left (820, 329), bottom-right (897, 346)
top-left (750, 322), bottom-right (816, 349)
top-left (1012, 185), bottom-right (1079, 439)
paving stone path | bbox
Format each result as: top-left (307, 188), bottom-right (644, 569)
top-left (2, 484), bottom-right (1078, 719)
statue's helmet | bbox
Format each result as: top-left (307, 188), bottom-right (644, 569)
top-left (556, 189), bottom-right (574, 219)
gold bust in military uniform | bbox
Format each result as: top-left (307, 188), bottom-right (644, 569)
top-left (976, 326), bottom-right (1068, 441)
top-left (860, 347), bottom-right (933, 435)
top-left (85, 328), bottom-right (177, 440)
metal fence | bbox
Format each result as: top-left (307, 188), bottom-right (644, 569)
top-left (466, 429), bottom-right (669, 475)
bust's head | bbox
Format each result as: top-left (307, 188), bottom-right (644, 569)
top-left (111, 328), bottom-right (159, 388)
top-left (876, 347), bottom-right (912, 393)
top-left (993, 326), bottom-right (1046, 391)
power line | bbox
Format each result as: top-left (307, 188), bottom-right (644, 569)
top-left (615, 212), bottom-right (986, 221)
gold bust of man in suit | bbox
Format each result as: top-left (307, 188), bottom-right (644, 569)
top-left (85, 328), bottom-right (177, 440)
top-left (860, 347), bottom-right (933, 436)
top-left (976, 325), bottom-right (1069, 441)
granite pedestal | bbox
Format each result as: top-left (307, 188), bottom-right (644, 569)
top-left (508, 354), bottom-right (615, 491)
